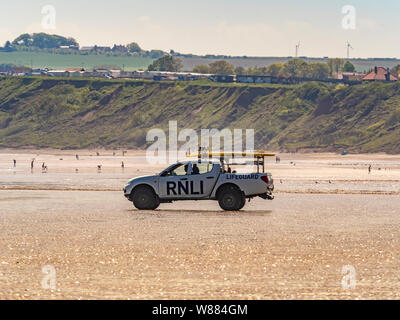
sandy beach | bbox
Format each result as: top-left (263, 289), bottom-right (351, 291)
top-left (1, 150), bottom-right (400, 299)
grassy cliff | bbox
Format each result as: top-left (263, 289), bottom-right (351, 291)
top-left (0, 76), bottom-right (399, 153)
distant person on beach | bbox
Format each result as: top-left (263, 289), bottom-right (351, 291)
top-left (121, 161), bottom-right (125, 169)
top-left (76, 154), bottom-right (79, 160)
top-left (31, 159), bottom-right (35, 170)
top-left (368, 165), bottom-right (372, 174)
top-left (13, 159), bottom-right (16, 167)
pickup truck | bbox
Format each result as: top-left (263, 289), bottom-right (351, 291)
top-left (124, 159), bottom-right (274, 211)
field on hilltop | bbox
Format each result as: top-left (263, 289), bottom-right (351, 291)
top-left (2, 51), bottom-right (400, 72)
top-left (0, 76), bottom-right (399, 153)
top-left (0, 51), bottom-right (154, 71)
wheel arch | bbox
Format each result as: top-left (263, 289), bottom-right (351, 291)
top-left (215, 183), bottom-right (243, 199)
top-left (131, 183), bottom-right (158, 198)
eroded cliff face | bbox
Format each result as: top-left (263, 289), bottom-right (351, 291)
top-left (0, 77), bottom-right (399, 153)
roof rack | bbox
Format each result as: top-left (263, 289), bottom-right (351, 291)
top-left (188, 148), bottom-right (276, 173)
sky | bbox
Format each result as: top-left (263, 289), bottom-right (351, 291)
top-left (1, 0), bottom-right (400, 58)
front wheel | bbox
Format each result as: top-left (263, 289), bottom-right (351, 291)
top-left (132, 185), bottom-right (160, 210)
top-left (218, 185), bottom-right (246, 211)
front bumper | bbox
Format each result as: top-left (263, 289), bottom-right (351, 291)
top-left (123, 187), bottom-right (131, 200)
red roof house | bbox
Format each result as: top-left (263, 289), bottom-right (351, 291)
top-left (363, 67), bottom-right (398, 81)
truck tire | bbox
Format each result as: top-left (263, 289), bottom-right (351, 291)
top-left (132, 185), bottom-right (160, 210)
top-left (237, 196), bottom-right (246, 211)
top-left (218, 185), bottom-right (246, 211)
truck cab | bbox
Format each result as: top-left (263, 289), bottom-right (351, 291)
top-left (158, 161), bottom-right (220, 200)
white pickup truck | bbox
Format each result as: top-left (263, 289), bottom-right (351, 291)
top-left (124, 155), bottom-right (275, 211)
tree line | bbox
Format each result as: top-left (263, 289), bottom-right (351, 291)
top-left (149, 55), bottom-right (400, 79)
top-left (0, 33), bottom-right (166, 59)
top-left (147, 56), bottom-right (360, 79)
top-left (192, 58), bottom-right (357, 79)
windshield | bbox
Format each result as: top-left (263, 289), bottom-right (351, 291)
top-left (160, 163), bottom-right (189, 177)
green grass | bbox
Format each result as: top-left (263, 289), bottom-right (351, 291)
top-left (2, 51), bottom-right (400, 72)
top-left (0, 51), bottom-right (154, 71)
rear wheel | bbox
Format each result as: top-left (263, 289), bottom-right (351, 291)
top-left (132, 185), bottom-right (160, 210)
top-left (218, 185), bottom-right (246, 211)
top-left (237, 196), bottom-right (246, 211)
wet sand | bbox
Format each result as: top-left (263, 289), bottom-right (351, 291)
top-left (1, 150), bottom-right (400, 299)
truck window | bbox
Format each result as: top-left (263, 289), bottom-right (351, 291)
top-left (161, 163), bottom-right (189, 176)
top-left (191, 163), bottom-right (214, 175)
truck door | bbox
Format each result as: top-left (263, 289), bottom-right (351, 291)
top-left (158, 162), bottom-right (192, 199)
top-left (158, 162), bottom-right (219, 199)
top-left (188, 162), bottom-right (220, 199)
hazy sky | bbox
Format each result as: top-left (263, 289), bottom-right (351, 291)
top-left (1, 0), bottom-right (400, 58)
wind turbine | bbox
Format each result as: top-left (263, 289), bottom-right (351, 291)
top-left (346, 41), bottom-right (354, 59)
top-left (295, 42), bottom-right (301, 58)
